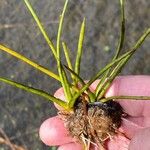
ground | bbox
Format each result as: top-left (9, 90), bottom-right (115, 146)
top-left (0, 0), bottom-right (149, 149)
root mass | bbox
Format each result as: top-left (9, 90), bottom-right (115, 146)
top-left (59, 98), bottom-right (124, 148)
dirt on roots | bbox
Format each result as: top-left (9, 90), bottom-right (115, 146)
top-left (59, 98), bottom-right (124, 149)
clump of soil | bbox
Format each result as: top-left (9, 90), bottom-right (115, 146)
top-left (59, 97), bottom-right (124, 149)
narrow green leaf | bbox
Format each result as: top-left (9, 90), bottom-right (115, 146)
top-left (57, 0), bottom-right (68, 59)
top-left (62, 42), bottom-right (73, 71)
top-left (24, 0), bottom-right (57, 58)
top-left (64, 65), bottom-right (85, 85)
top-left (0, 44), bottom-right (60, 81)
top-left (101, 95), bottom-right (150, 103)
top-left (74, 18), bottom-right (85, 76)
top-left (64, 65), bottom-right (96, 102)
top-left (97, 55), bottom-right (130, 99)
top-left (95, 71), bottom-right (108, 97)
top-left (59, 64), bottom-right (72, 102)
top-left (132, 28), bottom-right (150, 48)
top-left (62, 42), bottom-right (75, 82)
top-left (56, 0), bottom-right (72, 102)
top-left (95, 0), bottom-right (125, 97)
top-left (0, 77), bottom-right (68, 109)
top-left (114, 0), bottom-right (125, 59)
top-left (69, 28), bottom-right (150, 108)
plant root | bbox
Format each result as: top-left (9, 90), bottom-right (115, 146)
top-left (59, 98), bottom-right (124, 150)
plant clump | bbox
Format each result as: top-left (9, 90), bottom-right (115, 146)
top-left (60, 99), bottom-right (123, 149)
top-left (0, 0), bottom-right (150, 149)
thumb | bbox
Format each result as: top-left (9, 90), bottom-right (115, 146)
top-left (129, 128), bottom-right (150, 150)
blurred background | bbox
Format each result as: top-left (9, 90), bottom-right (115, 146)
top-left (0, 0), bottom-right (149, 149)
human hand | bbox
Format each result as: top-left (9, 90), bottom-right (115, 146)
top-left (39, 75), bottom-right (150, 150)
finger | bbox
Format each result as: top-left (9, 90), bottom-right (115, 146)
top-left (58, 143), bottom-right (82, 150)
top-left (54, 88), bottom-right (66, 110)
top-left (39, 116), bottom-right (73, 146)
top-left (105, 75), bottom-right (150, 116)
top-left (125, 117), bottom-right (150, 127)
top-left (107, 134), bottom-right (130, 150)
top-left (129, 128), bottom-right (150, 150)
top-left (121, 118), bottom-right (143, 138)
top-left (121, 116), bottom-right (150, 139)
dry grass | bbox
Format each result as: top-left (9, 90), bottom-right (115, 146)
top-left (0, 127), bottom-right (26, 150)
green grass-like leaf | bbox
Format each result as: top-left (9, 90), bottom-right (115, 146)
top-left (114, 0), bottom-right (125, 59)
top-left (74, 18), bottom-right (85, 77)
top-left (0, 44), bottom-right (60, 81)
top-left (101, 95), bottom-right (150, 103)
top-left (0, 77), bottom-right (68, 109)
top-left (62, 42), bottom-right (75, 82)
top-left (95, 0), bottom-right (125, 97)
top-left (62, 42), bottom-right (73, 71)
top-left (56, 0), bottom-right (72, 102)
top-left (24, 0), bottom-right (57, 58)
top-left (64, 65), bottom-right (96, 102)
top-left (57, 0), bottom-right (68, 59)
top-left (97, 56), bottom-right (129, 99)
top-left (64, 65), bottom-right (85, 85)
top-left (59, 65), bottom-right (72, 102)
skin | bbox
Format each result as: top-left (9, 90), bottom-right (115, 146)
top-left (39, 75), bottom-right (150, 150)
